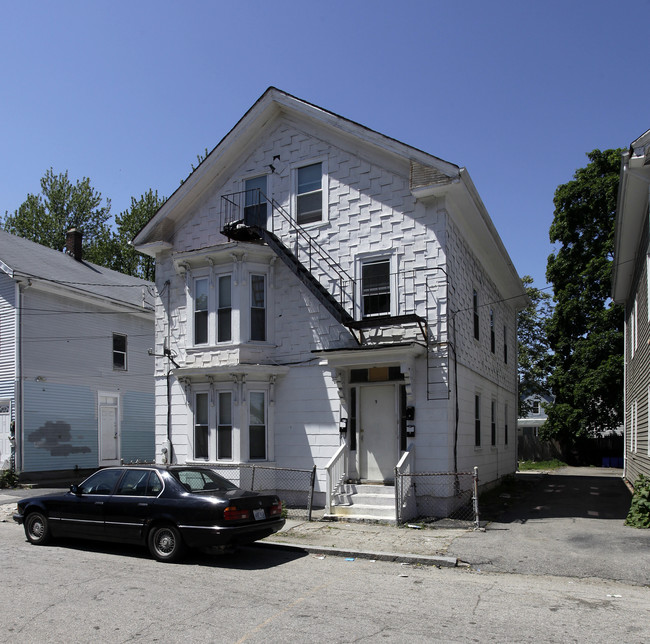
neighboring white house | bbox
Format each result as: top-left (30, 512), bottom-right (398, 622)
top-left (133, 87), bottom-right (527, 516)
top-left (0, 229), bottom-right (155, 479)
top-left (517, 394), bottom-right (551, 438)
top-left (612, 128), bottom-right (650, 484)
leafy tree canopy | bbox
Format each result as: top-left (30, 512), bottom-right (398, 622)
top-left (517, 275), bottom-right (553, 417)
top-left (544, 149), bottom-right (624, 442)
top-left (3, 170), bottom-right (163, 280)
top-left (112, 189), bottom-right (165, 281)
top-left (3, 168), bottom-right (112, 265)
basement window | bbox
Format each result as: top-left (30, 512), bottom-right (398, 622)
top-left (112, 334), bottom-right (127, 371)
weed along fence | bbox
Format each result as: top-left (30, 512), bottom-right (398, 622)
top-left (395, 468), bottom-right (480, 528)
top-left (212, 464), bottom-right (317, 521)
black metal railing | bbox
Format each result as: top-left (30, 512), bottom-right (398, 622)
top-left (222, 189), bottom-right (356, 316)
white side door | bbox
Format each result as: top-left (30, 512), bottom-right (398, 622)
top-left (98, 393), bottom-right (120, 465)
top-left (0, 401), bottom-right (11, 469)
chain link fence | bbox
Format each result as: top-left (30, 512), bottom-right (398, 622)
top-left (395, 470), bottom-right (479, 528)
top-left (211, 464), bottom-right (317, 520)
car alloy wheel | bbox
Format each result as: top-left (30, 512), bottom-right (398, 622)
top-left (25, 511), bottom-right (51, 545)
top-left (148, 524), bottom-right (185, 563)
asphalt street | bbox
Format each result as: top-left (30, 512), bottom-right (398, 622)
top-left (1, 518), bottom-right (648, 644)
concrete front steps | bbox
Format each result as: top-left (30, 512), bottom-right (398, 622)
top-left (327, 483), bottom-right (396, 523)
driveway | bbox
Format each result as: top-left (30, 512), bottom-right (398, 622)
top-left (447, 467), bottom-right (650, 585)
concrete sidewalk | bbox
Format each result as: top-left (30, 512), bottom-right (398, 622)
top-left (258, 516), bottom-right (470, 567)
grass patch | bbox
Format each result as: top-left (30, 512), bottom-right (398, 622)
top-left (518, 459), bottom-right (567, 471)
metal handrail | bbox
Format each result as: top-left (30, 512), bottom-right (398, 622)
top-left (222, 189), bottom-right (356, 314)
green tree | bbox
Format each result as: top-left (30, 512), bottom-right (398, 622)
top-left (544, 149), bottom-right (624, 442)
top-left (3, 168), bottom-right (112, 265)
top-left (112, 189), bottom-right (164, 280)
top-left (517, 275), bottom-right (553, 417)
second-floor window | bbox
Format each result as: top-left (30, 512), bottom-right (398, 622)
top-left (113, 333), bottom-right (127, 370)
top-left (218, 275), bottom-right (232, 343)
top-left (194, 278), bottom-right (209, 345)
top-left (473, 290), bottom-right (480, 340)
top-left (362, 258), bottom-right (391, 317)
top-left (531, 400), bottom-right (540, 415)
top-left (490, 309), bottom-right (495, 353)
top-left (250, 274), bottom-right (266, 341)
top-left (296, 162), bottom-right (322, 224)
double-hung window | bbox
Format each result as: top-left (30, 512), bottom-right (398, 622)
top-left (194, 393), bottom-right (209, 460)
top-left (296, 162), bottom-right (322, 224)
top-left (113, 333), bottom-right (127, 370)
top-left (504, 402), bottom-right (509, 446)
top-left (490, 310), bottom-right (495, 353)
top-left (249, 391), bottom-right (266, 460)
top-left (244, 175), bottom-right (267, 228)
top-left (474, 394), bottom-right (481, 447)
top-left (250, 274), bottom-right (266, 341)
top-left (491, 400), bottom-right (496, 446)
top-left (194, 278), bottom-right (209, 345)
top-left (218, 275), bottom-right (232, 343)
top-left (217, 392), bottom-right (233, 460)
top-left (362, 258), bottom-right (391, 317)
top-left (473, 290), bottom-right (480, 340)
top-left (503, 325), bottom-right (508, 364)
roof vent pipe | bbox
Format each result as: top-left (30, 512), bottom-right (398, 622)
top-left (66, 229), bottom-right (83, 261)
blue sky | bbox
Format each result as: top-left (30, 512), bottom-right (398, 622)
top-left (1, 1), bottom-right (648, 288)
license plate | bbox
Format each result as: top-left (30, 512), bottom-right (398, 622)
top-left (253, 508), bottom-right (266, 521)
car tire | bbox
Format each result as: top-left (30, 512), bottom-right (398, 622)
top-left (24, 511), bottom-right (51, 545)
top-left (148, 524), bottom-right (185, 563)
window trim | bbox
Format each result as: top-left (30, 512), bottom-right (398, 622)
top-left (474, 394), bottom-right (481, 447)
top-left (292, 158), bottom-right (328, 226)
top-left (248, 390), bottom-right (267, 461)
top-left (112, 333), bottom-right (127, 371)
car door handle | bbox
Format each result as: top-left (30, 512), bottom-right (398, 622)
top-left (95, 501), bottom-right (104, 506)
top-left (137, 503), bottom-right (149, 507)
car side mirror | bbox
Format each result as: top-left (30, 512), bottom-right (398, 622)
top-left (70, 484), bottom-right (81, 495)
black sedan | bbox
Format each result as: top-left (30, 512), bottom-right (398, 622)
top-left (13, 465), bottom-right (285, 562)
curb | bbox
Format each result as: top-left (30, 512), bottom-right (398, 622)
top-left (253, 540), bottom-right (458, 567)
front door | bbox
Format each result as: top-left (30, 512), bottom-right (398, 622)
top-left (359, 385), bottom-right (397, 483)
top-left (99, 393), bottom-right (120, 465)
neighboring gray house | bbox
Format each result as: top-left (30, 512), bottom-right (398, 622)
top-left (134, 88), bottom-right (527, 518)
top-left (0, 229), bottom-right (155, 478)
top-left (613, 128), bottom-right (650, 484)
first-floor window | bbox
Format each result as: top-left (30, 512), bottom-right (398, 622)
top-left (194, 393), bottom-right (209, 459)
top-left (249, 391), bottom-right (266, 460)
top-left (503, 326), bottom-right (508, 364)
top-left (631, 400), bottom-right (638, 453)
top-left (491, 400), bottom-right (496, 446)
top-left (250, 274), bottom-right (266, 341)
top-left (490, 310), bottom-right (495, 353)
top-left (474, 394), bottom-right (481, 446)
top-left (504, 403), bottom-right (509, 446)
top-left (217, 392), bottom-right (233, 460)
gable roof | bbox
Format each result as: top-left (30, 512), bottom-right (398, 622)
top-left (612, 129), bottom-right (650, 304)
top-left (0, 229), bottom-right (154, 312)
top-left (133, 87), bottom-right (527, 308)
top-left (133, 87), bottom-right (460, 248)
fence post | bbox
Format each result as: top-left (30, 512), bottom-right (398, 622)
top-left (307, 465), bottom-right (316, 522)
top-left (251, 465), bottom-right (256, 491)
top-left (473, 466), bottom-right (480, 529)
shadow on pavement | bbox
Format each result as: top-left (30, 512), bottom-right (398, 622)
top-left (481, 470), bottom-right (632, 523)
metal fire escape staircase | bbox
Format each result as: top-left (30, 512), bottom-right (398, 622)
top-left (221, 190), bottom-right (428, 345)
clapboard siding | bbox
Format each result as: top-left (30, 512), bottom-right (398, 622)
top-left (121, 391), bottom-right (155, 463)
top-left (0, 274), bottom-right (16, 401)
top-left (625, 215), bottom-right (650, 483)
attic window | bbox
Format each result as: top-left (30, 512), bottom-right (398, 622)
top-left (296, 163), bottom-right (322, 224)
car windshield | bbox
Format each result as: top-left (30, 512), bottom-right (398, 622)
top-left (171, 468), bottom-right (239, 493)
